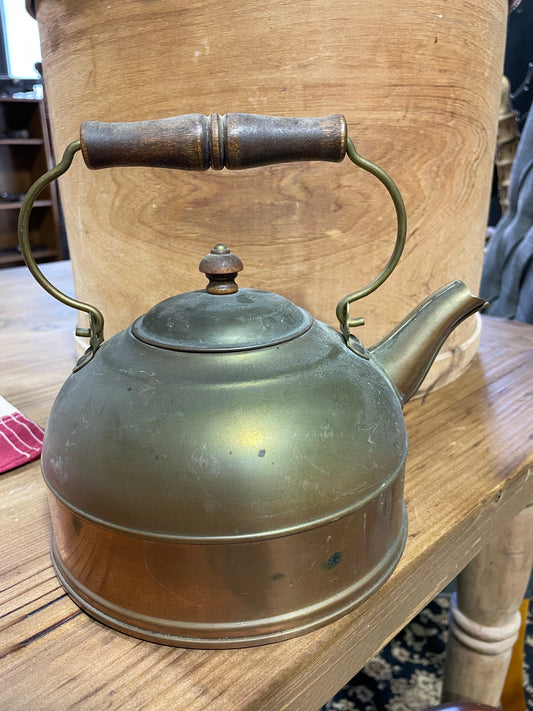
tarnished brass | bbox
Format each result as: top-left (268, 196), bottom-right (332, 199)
top-left (19, 112), bottom-right (486, 648)
top-left (337, 138), bottom-right (407, 339)
top-left (17, 139), bottom-right (104, 370)
top-left (370, 281), bottom-right (486, 405)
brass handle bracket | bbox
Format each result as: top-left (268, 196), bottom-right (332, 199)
top-left (335, 138), bottom-right (407, 350)
top-left (17, 139), bottom-right (105, 371)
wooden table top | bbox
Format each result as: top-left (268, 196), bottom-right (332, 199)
top-left (1, 260), bottom-right (533, 711)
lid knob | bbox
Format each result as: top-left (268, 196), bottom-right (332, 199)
top-left (199, 244), bottom-right (244, 295)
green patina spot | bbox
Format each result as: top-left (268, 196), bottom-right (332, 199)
top-left (323, 551), bottom-right (343, 570)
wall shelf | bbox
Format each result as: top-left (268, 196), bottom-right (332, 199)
top-left (0, 138), bottom-right (45, 145)
top-left (0, 96), bottom-right (62, 267)
top-left (0, 199), bottom-right (53, 211)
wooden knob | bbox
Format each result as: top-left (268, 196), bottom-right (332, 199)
top-left (199, 244), bottom-right (244, 295)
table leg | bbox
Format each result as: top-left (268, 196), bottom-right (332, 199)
top-left (441, 504), bottom-right (533, 705)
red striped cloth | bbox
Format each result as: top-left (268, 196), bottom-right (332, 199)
top-left (0, 396), bottom-right (44, 474)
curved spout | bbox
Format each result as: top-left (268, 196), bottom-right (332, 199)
top-left (368, 281), bottom-right (487, 405)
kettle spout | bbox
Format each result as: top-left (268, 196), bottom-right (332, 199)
top-left (369, 281), bottom-right (487, 405)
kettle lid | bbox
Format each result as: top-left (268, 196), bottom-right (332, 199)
top-left (131, 244), bottom-right (314, 352)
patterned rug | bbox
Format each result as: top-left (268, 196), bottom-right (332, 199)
top-left (321, 597), bottom-right (533, 711)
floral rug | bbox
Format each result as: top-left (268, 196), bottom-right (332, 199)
top-left (321, 597), bottom-right (533, 711)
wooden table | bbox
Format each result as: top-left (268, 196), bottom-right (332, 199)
top-left (1, 260), bottom-right (533, 710)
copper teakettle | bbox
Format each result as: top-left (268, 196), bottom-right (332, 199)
top-left (19, 113), bottom-right (485, 647)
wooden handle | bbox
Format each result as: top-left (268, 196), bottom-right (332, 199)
top-left (80, 113), bottom-right (347, 170)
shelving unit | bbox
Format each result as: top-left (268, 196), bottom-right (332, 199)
top-left (0, 96), bottom-right (62, 267)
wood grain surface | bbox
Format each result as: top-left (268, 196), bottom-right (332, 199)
top-left (32, 0), bottom-right (508, 393)
top-left (1, 261), bottom-right (533, 710)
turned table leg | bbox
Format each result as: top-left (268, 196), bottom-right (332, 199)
top-left (441, 504), bottom-right (533, 705)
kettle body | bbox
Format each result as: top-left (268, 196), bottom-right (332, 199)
top-left (43, 296), bottom-right (407, 647)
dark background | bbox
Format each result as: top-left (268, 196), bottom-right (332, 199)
top-left (0, 9), bottom-right (8, 76)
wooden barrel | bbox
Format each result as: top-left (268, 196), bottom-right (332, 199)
top-left (30, 0), bottom-right (507, 393)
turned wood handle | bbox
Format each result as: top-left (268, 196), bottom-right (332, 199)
top-left (80, 113), bottom-right (347, 170)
